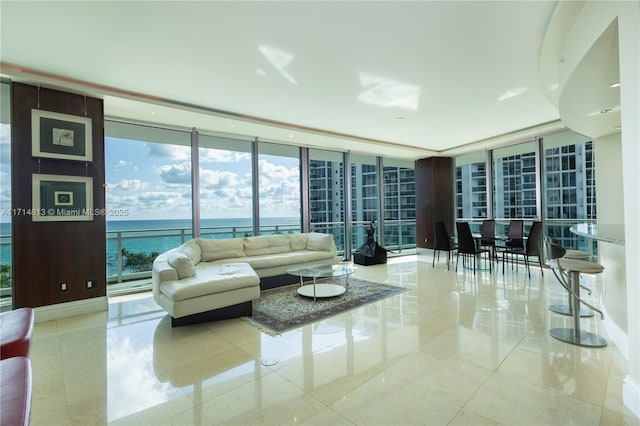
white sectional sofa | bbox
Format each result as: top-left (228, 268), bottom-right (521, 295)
top-left (152, 232), bottom-right (339, 326)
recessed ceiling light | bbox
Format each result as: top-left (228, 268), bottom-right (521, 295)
top-left (615, 125), bottom-right (622, 130)
top-left (289, 134), bottom-right (294, 138)
top-left (151, 111), bottom-right (156, 115)
top-left (600, 108), bottom-right (613, 114)
top-left (608, 81), bottom-right (621, 88)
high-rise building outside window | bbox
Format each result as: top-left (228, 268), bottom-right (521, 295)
top-left (383, 158), bottom-right (416, 252)
top-left (309, 149), bottom-right (345, 253)
top-left (542, 131), bottom-right (596, 252)
top-left (454, 130), bottom-right (596, 253)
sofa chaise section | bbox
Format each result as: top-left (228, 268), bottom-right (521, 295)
top-left (152, 232), bottom-right (340, 326)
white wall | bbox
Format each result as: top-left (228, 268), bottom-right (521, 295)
top-left (594, 135), bottom-right (628, 346)
top-left (562, 1), bottom-right (639, 418)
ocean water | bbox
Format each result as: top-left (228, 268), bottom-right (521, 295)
top-left (1, 217), bottom-right (299, 277)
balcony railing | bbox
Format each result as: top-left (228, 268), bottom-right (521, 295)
top-left (455, 218), bottom-right (597, 256)
top-left (1, 219), bottom-right (417, 298)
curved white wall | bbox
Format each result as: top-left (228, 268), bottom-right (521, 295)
top-left (548, 1), bottom-right (639, 419)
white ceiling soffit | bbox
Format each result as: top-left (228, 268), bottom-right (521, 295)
top-left (538, 1), bottom-right (586, 107)
top-left (559, 20), bottom-right (621, 139)
top-left (0, 1), bottom-right (562, 159)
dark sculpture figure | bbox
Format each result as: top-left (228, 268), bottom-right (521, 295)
top-left (354, 220), bottom-right (387, 265)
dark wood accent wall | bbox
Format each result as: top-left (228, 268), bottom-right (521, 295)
top-left (11, 83), bottom-right (106, 308)
top-left (415, 157), bottom-right (454, 249)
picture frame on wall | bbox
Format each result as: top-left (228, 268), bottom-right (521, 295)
top-left (31, 109), bottom-right (93, 161)
top-left (32, 174), bottom-right (93, 222)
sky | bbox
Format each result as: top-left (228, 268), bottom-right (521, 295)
top-left (0, 125), bottom-right (301, 223)
top-left (105, 136), bottom-right (300, 221)
top-left (0, 123), bottom-right (10, 223)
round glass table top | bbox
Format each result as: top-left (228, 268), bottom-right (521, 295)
top-left (287, 263), bottom-right (356, 279)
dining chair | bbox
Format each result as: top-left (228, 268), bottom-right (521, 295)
top-left (500, 219), bottom-right (524, 270)
top-left (479, 219), bottom-right (497, 262)
top-left (432, 221), bottom-right (457, 270)
top-left (455, 221), bottom-right (492, 274)
top-left (501, 221), bottom-right (544, 278)
top-left (506, 219), bottom-right (524, 249)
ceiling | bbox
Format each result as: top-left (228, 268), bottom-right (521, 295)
top-left (1, 1), bottom-right (571, 159)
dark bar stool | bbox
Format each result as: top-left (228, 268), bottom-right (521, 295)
top-left (549, 258), bottom-right (607, 348)
top-left (548, 236), bottom-right (592, 261)
top-left (563, 249), bottom-right (592, 261)
top-left (545, 237), bottom-right (594, 318)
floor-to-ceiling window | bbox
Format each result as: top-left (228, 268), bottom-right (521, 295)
top-left (493, 140), bottom-right (539, 235)
top-left (542, 131), bottom-right (596, 253)
top-left (257, 142), bottom-right (301, 234)
top-left (350, 154), bottom-right (379, 253)
top-left (104, 121), bottom-right (192, 293)
top-left (455, 151), bottom-right (488, 233)
top-left (309, 149), bottom-right (345, 254)
top-left (453, 130), bottom-right (597, 255)
top-left (198, 134), bottom-right (254, 238)
top-left (0, 82), bottom-right (11, 311)
top-left (383, 158), bottom-right (416, 253)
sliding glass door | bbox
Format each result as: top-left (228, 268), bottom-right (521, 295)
top-left (383, 158), bottom-right (416, 253)
top-left (309, 149), bottom-right (345, 254)
top-left (492, 141), bottom-right (539, 235)
top-left (104, 122), bottom-right (192, 292)
top-left (258, 142), bottom-right (301, 234)
top-left (198, 134), bottom-right (253, 238)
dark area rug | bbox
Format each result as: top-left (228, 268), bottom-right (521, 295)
top-left (245, 277), bottom-right (406, 335)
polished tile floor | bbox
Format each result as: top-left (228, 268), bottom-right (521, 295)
top-left (28, 254), bottom-right (638, 425)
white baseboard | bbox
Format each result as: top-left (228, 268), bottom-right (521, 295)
top-left (34, 296), bottom-right (108, 323)
top-left (600, 294), bottom-right (629, 358)
top-left (623, 376), bottom-right (640, 419)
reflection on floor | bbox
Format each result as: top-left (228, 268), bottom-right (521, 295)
top-left (28, 253), bottom-right (637, 425)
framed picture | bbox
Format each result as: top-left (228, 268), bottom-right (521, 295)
top-left (32, 109), bottom-right (93, 161)
top-left (32, 174), bottom-right (93, 222)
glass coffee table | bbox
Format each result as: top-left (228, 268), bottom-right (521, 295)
top-left (287, 263), bottom-right (356, 301)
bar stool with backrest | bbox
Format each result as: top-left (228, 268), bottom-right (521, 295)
top-left (549, 255), bottom-right (607, 348)
top-left (455, 221), bottom-right (492, 274)
top-left (501, 221), bottom-right (544, 278)
top-left (545, 237), bottom-right (594, 318)
top-left (432, 221), bottom-right (457, 270)
top-left (548, 236), bottom-right (591, 261)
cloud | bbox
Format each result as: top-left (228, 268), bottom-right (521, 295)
top-left (199, 168), bottom-right (238, 189)
top-left (256, 159), bottom-right (300, 215)
top-left (105, 155), bottom-right (300, 220)
top-left (0, 124), bottom-right (10, 165)
top-left (259, 159), bottom-right (299, 178)
top-left (108, 189), bottom-right (192, 218)
top-left (157, 162), bottom-right (191, 184)
top-left (147, 143), bottom-right (190, 160)
top-left (109, 179), bottom-right (148, 191)
top-left (200, 149), bottom-right (250, 164)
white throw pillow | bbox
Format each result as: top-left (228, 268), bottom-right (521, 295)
top-left (306, 232), bottom-right (333, 251)
top-left (176, 239), bottom-right (201, 265)
top-left (167, 252), bottom-right (196, 279)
